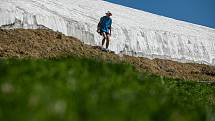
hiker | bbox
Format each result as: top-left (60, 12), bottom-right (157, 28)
top-left (97, 11), bottom-right (112, 51)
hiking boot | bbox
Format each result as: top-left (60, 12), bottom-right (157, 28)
top-left (101, 48), bottom-right (106, 51)
top-left (105, 48), bottom-right (110, 52)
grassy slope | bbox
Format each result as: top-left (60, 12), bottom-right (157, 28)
top-left (0, 57), bottom-right (215, 121)
top-left (1, 29), bottom-right (215, 81)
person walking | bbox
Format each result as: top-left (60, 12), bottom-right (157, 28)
top-left (97, 11), bottom-right (112, 51)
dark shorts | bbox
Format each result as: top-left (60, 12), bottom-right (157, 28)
top-left (99, 30), bottom-right (110, 35)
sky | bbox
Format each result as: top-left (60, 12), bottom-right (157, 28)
top-left (105, 0), bottom-right (215, 29)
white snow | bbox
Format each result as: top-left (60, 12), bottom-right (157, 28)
top-left (0, 0), bottom-right (215, 65)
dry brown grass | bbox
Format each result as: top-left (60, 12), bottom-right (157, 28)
top-left (0, 28), bottom-right (214, 81)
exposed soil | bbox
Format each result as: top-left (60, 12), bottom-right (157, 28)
top-left (0, 29), bottom-right (215, 81)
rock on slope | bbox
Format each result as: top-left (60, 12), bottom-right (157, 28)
top-left (0, 0), bottom-right (215, 65)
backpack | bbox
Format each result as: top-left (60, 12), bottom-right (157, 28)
top-left (97, 16), bottom-right (105, 35)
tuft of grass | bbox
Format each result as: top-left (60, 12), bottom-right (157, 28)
top-left (0, 57), bottom-right (215, 121)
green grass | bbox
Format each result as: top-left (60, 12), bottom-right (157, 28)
top-left (0, 57), bottom-right (215, 121)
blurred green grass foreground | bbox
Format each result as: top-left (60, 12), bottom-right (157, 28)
top-left (0, 57), bottom-right (215, 121)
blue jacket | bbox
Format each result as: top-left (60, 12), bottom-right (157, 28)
top-left (99, 16), bottom-right (112, 33)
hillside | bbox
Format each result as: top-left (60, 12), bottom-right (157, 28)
top-left (0, 29), bottom-right (214, 81)
top-left (1, 1), bottom-right (215, 120)
top-left (0, 57), bottom-right (215, 121)
top-left (1, 55), bottom-right (215, 121)
top-left (1, 0), bottom-right (215, 65)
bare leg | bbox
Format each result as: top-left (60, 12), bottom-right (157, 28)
top-left (102, 32), bottom-right (106, 48)
top-left (106, 34), bottom-right (110, 49)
